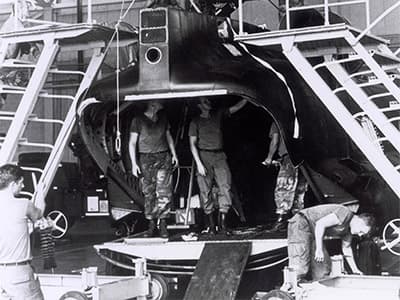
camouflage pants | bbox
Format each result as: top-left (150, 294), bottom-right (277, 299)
top-left (274, 155), bottom-right (307, 215)
top-left (288, 213), bottom-right (331, 281)
top-left (139, 152), bottom-right (172, 220)
top-left (196, 151), bottom-right (232, 214)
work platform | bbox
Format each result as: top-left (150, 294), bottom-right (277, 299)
top-left (94, 227), bottom-right (287, 299)
top-left (235, 23), bottom-right (390, 57)
top-left (0, 23), bottom-right (136, 49)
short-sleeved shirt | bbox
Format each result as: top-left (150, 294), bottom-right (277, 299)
top-left (130, 112), bottom-right (169, 153)
top-left (0, 198), bottom-right (31, 263)
top-left (269, 122), bottom-right (287, 157)
top-left (188, 108), bottom-right (230, 150)
top-left (301, 204), bottom-right (354, 239)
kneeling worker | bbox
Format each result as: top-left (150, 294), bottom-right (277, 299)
top-left (288, 204), bottom-right (375, 281)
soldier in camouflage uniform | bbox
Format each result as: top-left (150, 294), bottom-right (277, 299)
top-left (189, 97), bottom-right (247, 234)
top-left (129, 101), bottom-right (178, 238)
top-left (262, 121), bottom-right (307, 230)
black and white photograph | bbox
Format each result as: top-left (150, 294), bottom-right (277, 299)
top-left (0, 0), bottom-right (399, 299)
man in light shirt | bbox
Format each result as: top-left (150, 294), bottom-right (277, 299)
top-left (0, 164), bottom-right (45, 299)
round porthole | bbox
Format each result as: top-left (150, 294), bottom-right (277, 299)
top-left (145, 47), bottom-right (162, 64)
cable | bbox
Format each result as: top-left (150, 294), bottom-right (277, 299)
top-left (121, 0), bottom-right (137, 20)
top-left (267, 0), bottom-right (280, 11)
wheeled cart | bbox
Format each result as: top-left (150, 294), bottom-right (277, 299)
top-left (38, 260), bottom-right (149, 300)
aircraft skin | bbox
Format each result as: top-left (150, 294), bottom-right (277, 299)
top-left (79, 6), bottom-right (399, 230)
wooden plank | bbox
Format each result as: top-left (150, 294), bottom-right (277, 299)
top-left (183, 242), bottom-right (251, 300)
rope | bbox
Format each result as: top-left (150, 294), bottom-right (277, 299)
top-left (115, 23), bottom-right (121, 154)
top-left (121, 0), bottom-right (137, 20)
top-left (113, 0), bottom-right (137, 154)
top-left (189, 0), bottom-right (202, 13)
top-left (267, 0), bottom-right (280, 11)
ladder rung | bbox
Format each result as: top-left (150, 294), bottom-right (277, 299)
top-left (19, 191), bottom-right (33, 198)
top-left (1, 60), bottom-right (85, 76)
top-left (313, 55), bottom-right (362, 70)
top-left (18, 140), bottom-right (54, 150)
top-left (49, 69), bottom-right (85, 76)
top-left (0, 85), bottom-right (74, 101)
top-left (333, 86), bottom-right (346, 94)
top-left (0, 111), bottom-right (17, 117)
top-left (388, 116), bottom-right (400, 123)
top-left (29, 116), bottom-right (64, 126)
top-left (368, 92), bottom-right (392, 101)
top-left (0, 112), bottom-right (63, 125)
top-left (39, 93), bottom-right (75, 101)
top-left (0, 137), bottom-right (27, 142)
top-left (353, 111), bottom-right (366, 119)
top-left (358, 80), bottom-right (383, 88)
top-left (349, 69), bottom-right (374, 79)
top-left (0, 84), bottom-right (26, 92)
top-left (1, 59), bottom-right (35, 67)
top-left (333, 79), bottom-right (383, 95)
top-left (349, 65), bottom-right (400, 79)
top-left (369, 49), bottom-right (400, 66)
top-left (380, 106), bottom-right (400, 114)
top-left (20, 166), bottom-right (44, 174)
top-left (376, 137), bottom-right (388, 143)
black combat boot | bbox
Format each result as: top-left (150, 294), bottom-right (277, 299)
top-left (143, 219), bottom-right (156, 237)
top-left (218, 212), bottom-right (228, 234)
top-left (159, 219), bottom-right (169, 238)
top-left (271, 214), bottom-right (289, 231)
top-left (207, 213), bottom-right (217, 235)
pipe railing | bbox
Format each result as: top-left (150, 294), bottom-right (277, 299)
top-left (237, 0), bottom-right (371, 35)
top-left (11, 0), bottom-right (94, 31)
top-left (284, 0), bottom-right (370, 30)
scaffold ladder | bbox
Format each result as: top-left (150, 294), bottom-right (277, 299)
top-left (237, 24), bottom-right (400, 199)
top-left (0, 24), bottom-right (132, 210)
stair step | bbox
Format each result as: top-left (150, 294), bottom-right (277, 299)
top-left (370, 50), bottom-right (400, 66)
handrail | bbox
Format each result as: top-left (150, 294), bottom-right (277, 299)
top-left (236, 0), bottom-right (371, 35)
top-left (353, 0), bottom-right (400, 45)
top-left (284, 0), bottom-right (370, 30)
top-left (11, 0), bottom-right (94, 30)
